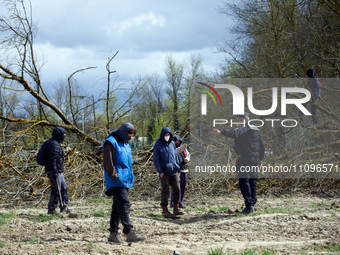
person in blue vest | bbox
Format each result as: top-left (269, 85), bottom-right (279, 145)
top-left (103, 122), bottom-right (146, 243)
top-left (153, 127), bottom-right (184, 218)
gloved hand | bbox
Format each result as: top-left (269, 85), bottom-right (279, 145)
top-left (47, 171), bottom-right (58, 179)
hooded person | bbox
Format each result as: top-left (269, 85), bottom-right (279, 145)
top-left (299, 69), bottom-right (321, 126)
top-left (44, 126), bottom-right (72, 215)
top-left (153, 127), bottom-right (184, 218)
top-left (306, 68), bottom-right (321, 125)
top-left (170, 135), bottom-right (190, 209)
top-left (103, 122), bottom-right (146, 244)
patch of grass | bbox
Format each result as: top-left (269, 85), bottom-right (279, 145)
top-left (93, 209), bottom-right (110, 218)
top-left (238, 248), bottom-right (258, 255)
top-left (0, 211), bottom-right (15, 226)
top-left (260, 249), bottom-right (278, 255)
top-left (146, 213), bottom-right (163, 219)
top-left (325, 244), bottom-right (340, 252)
top-left (236, 212), bottom-right (246, 218)
top-left (207, 247), bottom-right (226, 255)
top-left (54, 248), bottom-right (61, 254)
top-left (87, 242), bottom-right (95, 248)
top-left (3, 211), bottom-right (15, 219)
top-left (207, 248), bottom-right (278, 255)
top-left (311, 201), bottom-right (328, 208)
top-left (30, 214), bottom-right (60, 222)
top-left (132, 209), bottom-right (143, 215)
top-left (197, 207), bottom-right (208, 212)
top-left (88, 198), bottom-right (106, 204)
top-left (260, 207), bottom-right (291, 214)
top-left (0, 241), bottom-right (5, 248)
top-left (29, 237), bottom-right (41, 244)
top-left (215, 206), bottom-right (229, 212)
top-left (236, 206), bottom-right (301, 218)
top-left (328, 211), bottom-right (337, 216)
top-left (99, 220), bottom-right (107, 229)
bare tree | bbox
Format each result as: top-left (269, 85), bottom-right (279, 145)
top-left (216, 0), bottom-right (339, 162)
top-left (67, 66), bottom-right (96, 127)
top-left (105, 51), bottom-right (119, 133)
top-left (0, 0), bottom-right (101, 146)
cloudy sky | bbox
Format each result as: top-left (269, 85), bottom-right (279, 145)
top-left (1, 0), bottom-right (233, 98)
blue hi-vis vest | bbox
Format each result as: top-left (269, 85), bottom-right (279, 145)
top-left (103, 136), bottom-right (134, 190)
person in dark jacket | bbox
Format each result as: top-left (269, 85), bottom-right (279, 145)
top-left (307, 68), bottom-right (321, 126)
top-left (153, 127), bottom-right (184, 218)
top-left (299, 68), bottom-right (321, 126)
top-left (212, 113), bottom-right (265, 214)
top-left (103, 122), bottom-right (146, 243)
top-left (171, 135), bottom-right (190, 209)
top-left (45, 126), bottom-right (71, 215)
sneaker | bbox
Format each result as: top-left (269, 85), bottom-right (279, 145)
top-left (108, 231), bottom-right (123, 244)
top-left (48, 209), bottom-right (61, 215)
top-left (60, 206), bottom-right (73, 214)
top-left (126, 229), bottom-right (146, 242)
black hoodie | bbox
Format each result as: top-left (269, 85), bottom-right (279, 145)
top-left (45, 127), bottom-right (66, 175)
top-left (153, 127), bottom-right (180, 175)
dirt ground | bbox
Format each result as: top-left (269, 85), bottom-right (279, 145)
top-left (0, 192), bottom-right (340, 255)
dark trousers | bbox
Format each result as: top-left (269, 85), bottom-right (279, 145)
top-left (160, 174), bottom-right (180, 207)
top-left (47, 172), bottom-right (68, 210)
top-left (236, 157), bottom-right (259, 208)
top-left (170, 172), bottom-right (188, 205)
top-left (298, 98), bottom-right (318, 125)
top-left (109, 188), bottom-right (133, 234)
top-left (310, 101), bottom-right (318, 125)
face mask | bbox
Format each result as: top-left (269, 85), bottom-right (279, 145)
top-left (164, 135), bottom-right (170, 142)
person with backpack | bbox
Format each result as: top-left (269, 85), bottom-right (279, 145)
top-left (38, 126), bottom-right (72, 215)
top-left (103, 122), bottom-right (146, 243)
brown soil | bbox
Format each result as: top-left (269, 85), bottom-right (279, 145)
top-left (0, 193), bottom-right (339, 255)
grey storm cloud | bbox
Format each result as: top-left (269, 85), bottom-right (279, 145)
top-left (33, 0), bottom-right (229, 51)
top-left (1, 0), bottom-right (233, 96)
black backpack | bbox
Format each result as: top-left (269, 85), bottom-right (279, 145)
top-left (37, 140), bottom-right (50, 166)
